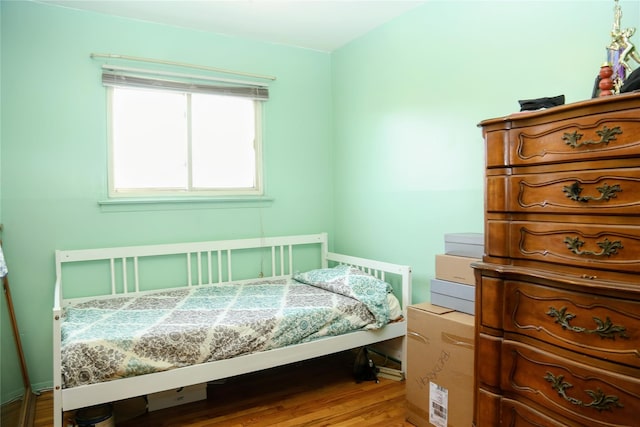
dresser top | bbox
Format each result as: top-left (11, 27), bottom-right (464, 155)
top-left (479, 91), bottom-right (640, 129)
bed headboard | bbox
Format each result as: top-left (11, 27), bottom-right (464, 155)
top-left (54, 233), bottom-right (328, 306)
top-left (53, 232), bottom-right (411, 314)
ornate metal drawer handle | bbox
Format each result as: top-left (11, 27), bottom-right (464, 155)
top-left (546, 306), bottom-right (629, 339)
top-left (562, 182), bottom-right (622, 203)
top-left (564, 236), bottom-right (623, 257)
top-left (544, 371), bottom-right (623, 412)
top-left (562, 125), bottom-right (622, 148)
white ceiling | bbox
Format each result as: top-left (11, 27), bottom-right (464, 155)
top-left (36, 0), bottom-right (427, 52)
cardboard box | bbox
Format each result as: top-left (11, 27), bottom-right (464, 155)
top-left (147, 383), bottom-right (207, 411)
top-left (430, 278), bottom-right (475, 315)
top-left (435, 254), bottom-right (480, 286)
top-left (444, 233), bottom-right (484, 258)
top-left (406, 303), bottom-right (475, 427)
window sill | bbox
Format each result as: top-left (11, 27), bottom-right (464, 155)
top-left (98, 196), bottom-right (274, 212)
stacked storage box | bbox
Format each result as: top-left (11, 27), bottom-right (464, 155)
top-left (430, 233), bottom-right (483, 315)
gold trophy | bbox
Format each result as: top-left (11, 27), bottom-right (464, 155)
top-left (607, 0), bottom-right (640, 93)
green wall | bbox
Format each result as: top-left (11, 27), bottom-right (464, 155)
top-left (1, 0), bottom-right (639, 398)
top-left (331, 0), bottom-right (640, 303)
top-left (1, 1), bottom-right (334, 394)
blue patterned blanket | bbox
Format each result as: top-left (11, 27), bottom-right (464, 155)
top-left (62, 271), bottom-right (396, 387)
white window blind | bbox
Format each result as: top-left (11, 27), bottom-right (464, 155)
top-left (102, 72), bottom-right (269, 100)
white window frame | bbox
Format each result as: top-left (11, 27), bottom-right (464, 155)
top-left (105, 76), bottom-right (265, 199)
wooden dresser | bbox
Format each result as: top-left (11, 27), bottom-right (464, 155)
top-left (473, 92), bottom-right (640, 427)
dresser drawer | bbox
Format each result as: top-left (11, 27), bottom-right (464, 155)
top-left (509, 109), bottom-right (640, 167)
top-left (503, 280), bottom-right (640, 367)
top-left (501, 398), bottom-right (577, 427)
top-left (505, 221), bottom-right (640, 274)
top-left (501, 340), bottom-right (640, 426)
top-left (502, 168), bottom-right (640, 214)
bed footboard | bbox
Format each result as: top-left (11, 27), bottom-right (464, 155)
top-left (326, 251), bottom-right (411, 367)
top-left (326, 251), bottom-right (411, 317)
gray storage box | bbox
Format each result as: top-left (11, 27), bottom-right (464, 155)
top-left (444, 233), bottom-right (484, 258)
top-left (430, 278), bottom-right (475, 315)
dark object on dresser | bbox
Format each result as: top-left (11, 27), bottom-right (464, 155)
top-left (518, 94), bottom-right (565, 111)
top-left (621, 67), bottom-right (640, 92)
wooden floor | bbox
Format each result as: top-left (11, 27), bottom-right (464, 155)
top-left (2, 399), bottom-right (21, 427)
top-left (34, 351), bottom-right (414, 426)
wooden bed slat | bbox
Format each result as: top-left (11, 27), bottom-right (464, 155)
top-left (217, 250), bottom-right (222, 284)
top-left (122, 257), bottom-right (128, 294)
top-left (109, 258), bottom-right (116, 295)
top-left (134, 257), bottom-right (140, 293)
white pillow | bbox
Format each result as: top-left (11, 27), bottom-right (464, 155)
top-left (387, 293), bottom-right (403, 320)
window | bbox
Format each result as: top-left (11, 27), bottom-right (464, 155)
top-left (104, 72), bottom-right (267, 198)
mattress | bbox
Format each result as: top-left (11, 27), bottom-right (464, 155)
top-left (61, 272), bottom-right (396, 388)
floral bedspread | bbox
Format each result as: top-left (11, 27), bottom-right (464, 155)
top-left (61, 279), bottom-right (379, 387)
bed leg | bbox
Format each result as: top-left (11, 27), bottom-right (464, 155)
top-left (401, 334), bottom-right (407, 374)
top-left (53, 307), bottom-right (64, 427)
top-left (53, 388), bottom-right (62, 427)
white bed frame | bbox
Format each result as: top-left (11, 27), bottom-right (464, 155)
top-left (52, 233), bottom-right (411, 426)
